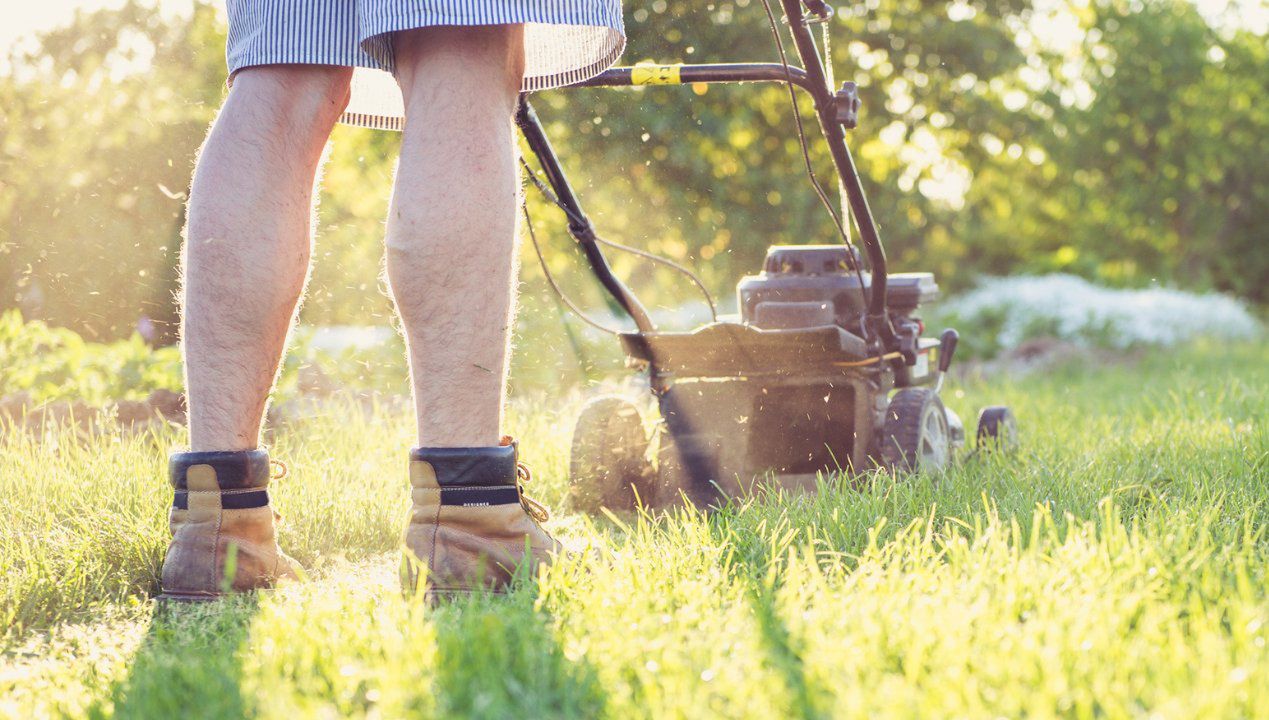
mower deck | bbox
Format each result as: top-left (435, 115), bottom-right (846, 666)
top-left (618, 322), bottom-right (870, 377)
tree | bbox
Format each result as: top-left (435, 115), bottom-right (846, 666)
top-left (1, 0), bottom-right (1263, 346)
top-left (0, 2), bottom-right (227, 341)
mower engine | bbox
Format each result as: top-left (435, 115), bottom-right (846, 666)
top-left (738, 245), bottom-right (937, 335)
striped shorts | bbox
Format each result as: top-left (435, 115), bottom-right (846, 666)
top-left (226, 0), bottom-right (625, 130)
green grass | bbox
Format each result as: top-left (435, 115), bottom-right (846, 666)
top-left (2, 341), bottom-right (1267, 718)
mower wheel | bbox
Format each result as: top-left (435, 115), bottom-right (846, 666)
top-left (976, 406), bottom-right (1019, 452)
top-left (568, 396), bottom-right (653, 513)
top-left (880, 388), bottom-right (952, 473)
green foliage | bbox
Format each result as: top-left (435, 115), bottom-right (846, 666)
top-left (0, 309), bottom-right (181, 404)
top-left (983, 0), bottom-right (1269, 300)
top-left (1, 341), bottom-right (1267, 716)
top-left (0, 309), bottom-right (623, 404)
top-left (1, 0), bottom-right (1265, 341)
top-left (0, 1), bottom-right (226, 339)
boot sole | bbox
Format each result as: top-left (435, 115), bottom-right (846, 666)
top-left (156, 591), bottom-right (224, 603)
top-left (423, 587), bottom-right (508, 605)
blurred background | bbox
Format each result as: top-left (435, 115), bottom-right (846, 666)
top-left (0, 0), bottom-right (1265, 402)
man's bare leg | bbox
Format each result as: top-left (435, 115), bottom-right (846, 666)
top-left (387, 29), bottom-right (562, 595)
top-left (386, 26), bottom-right (526, 447)
top-left (182, 65), bottom-right (351, 451)
top-left (162, 65), bottom-right (350, 599)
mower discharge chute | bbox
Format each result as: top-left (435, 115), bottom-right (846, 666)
top-left (516, 0), bottom-right (1018, 512)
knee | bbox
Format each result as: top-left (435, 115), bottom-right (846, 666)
top-left (385, 228), bottom-right (441, 270)
top-left (230, 65), bottom-right (353, 131)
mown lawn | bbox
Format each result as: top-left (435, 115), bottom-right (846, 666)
top-left (2, 341), bottom-right (1266, 719)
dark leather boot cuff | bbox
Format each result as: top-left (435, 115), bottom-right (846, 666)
top-left (169, 449), bottom-right (271, 491)
top-left (410, 443), bottom-right (517, 487)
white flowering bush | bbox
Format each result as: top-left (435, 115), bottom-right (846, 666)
top-left (931, 274), bottom-right (1263, 357)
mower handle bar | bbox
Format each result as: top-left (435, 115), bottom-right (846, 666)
top-left (518, 0), bottom-right (899, 351)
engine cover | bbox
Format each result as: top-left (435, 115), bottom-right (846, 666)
top-left (737, 245), bottom-right (938, 330)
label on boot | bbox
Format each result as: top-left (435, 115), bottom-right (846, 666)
top-left (440, 486), bottom-right (521, 508)
top-left (173, 489), bottom-right (269, 510)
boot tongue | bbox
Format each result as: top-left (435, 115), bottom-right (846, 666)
top-left (410, 443), bottom-right (517, 487)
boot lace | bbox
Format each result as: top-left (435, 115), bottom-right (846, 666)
top-left (269, 459), bottom-right (287, 522)
top-left (516, 462), bottom-right (551, 523)
top-left (270, 459), bottom-right (288, 480)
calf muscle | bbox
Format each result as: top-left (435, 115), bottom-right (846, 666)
top-left (386, 26), bottom-right (526, 447)
top-left (181, 66), bottom-right (350, 451)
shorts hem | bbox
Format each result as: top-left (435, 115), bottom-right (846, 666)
top-left (225, 6), bottom-right (625, 132)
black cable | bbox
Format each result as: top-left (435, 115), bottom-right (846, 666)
top-left (521, 170), bottom-right (765, 377)
top-left (519, 157), bottom-right (587, 227)
top-left (519, 157), bottom-right (718, 323)
top-left (521, 200), bottom-right (624, 335)
top-left (594, 236), bottom-right (717, 321)
top-left (760, 0), bottom-right (844, 234)
top-left (758, 0), bottom-right (873, 326)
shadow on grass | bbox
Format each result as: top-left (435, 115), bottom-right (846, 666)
top-left (88, 597), bottom-right (259, 720)
top-left (747, 581), bottom-right (828, 720)
top-left (428, 587), bottom-right (608, 720)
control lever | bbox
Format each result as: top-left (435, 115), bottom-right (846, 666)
top-left (803, 0), bottom-right (833, 20)
top-left (782, 0), bottom-right (834, 24)
top-left (934, 328), bottom-right (958, 393)
top-left (834, 81), bottom-right (861, 129)
top-left (896, 319), bottom-right (920, 366)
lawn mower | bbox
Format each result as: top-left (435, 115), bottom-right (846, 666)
top-left (516, 0), bottom-right (1018, 511)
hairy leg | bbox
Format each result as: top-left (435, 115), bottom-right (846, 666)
top-left (182, 65), bottom-right (352, 451)
top-left (386, 26), bottom-right (526, 447)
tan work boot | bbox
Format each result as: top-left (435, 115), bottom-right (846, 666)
top-left (402, 437), bottom-right (561, 598)
top-left (159, 449), bottom-right (300, 601)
